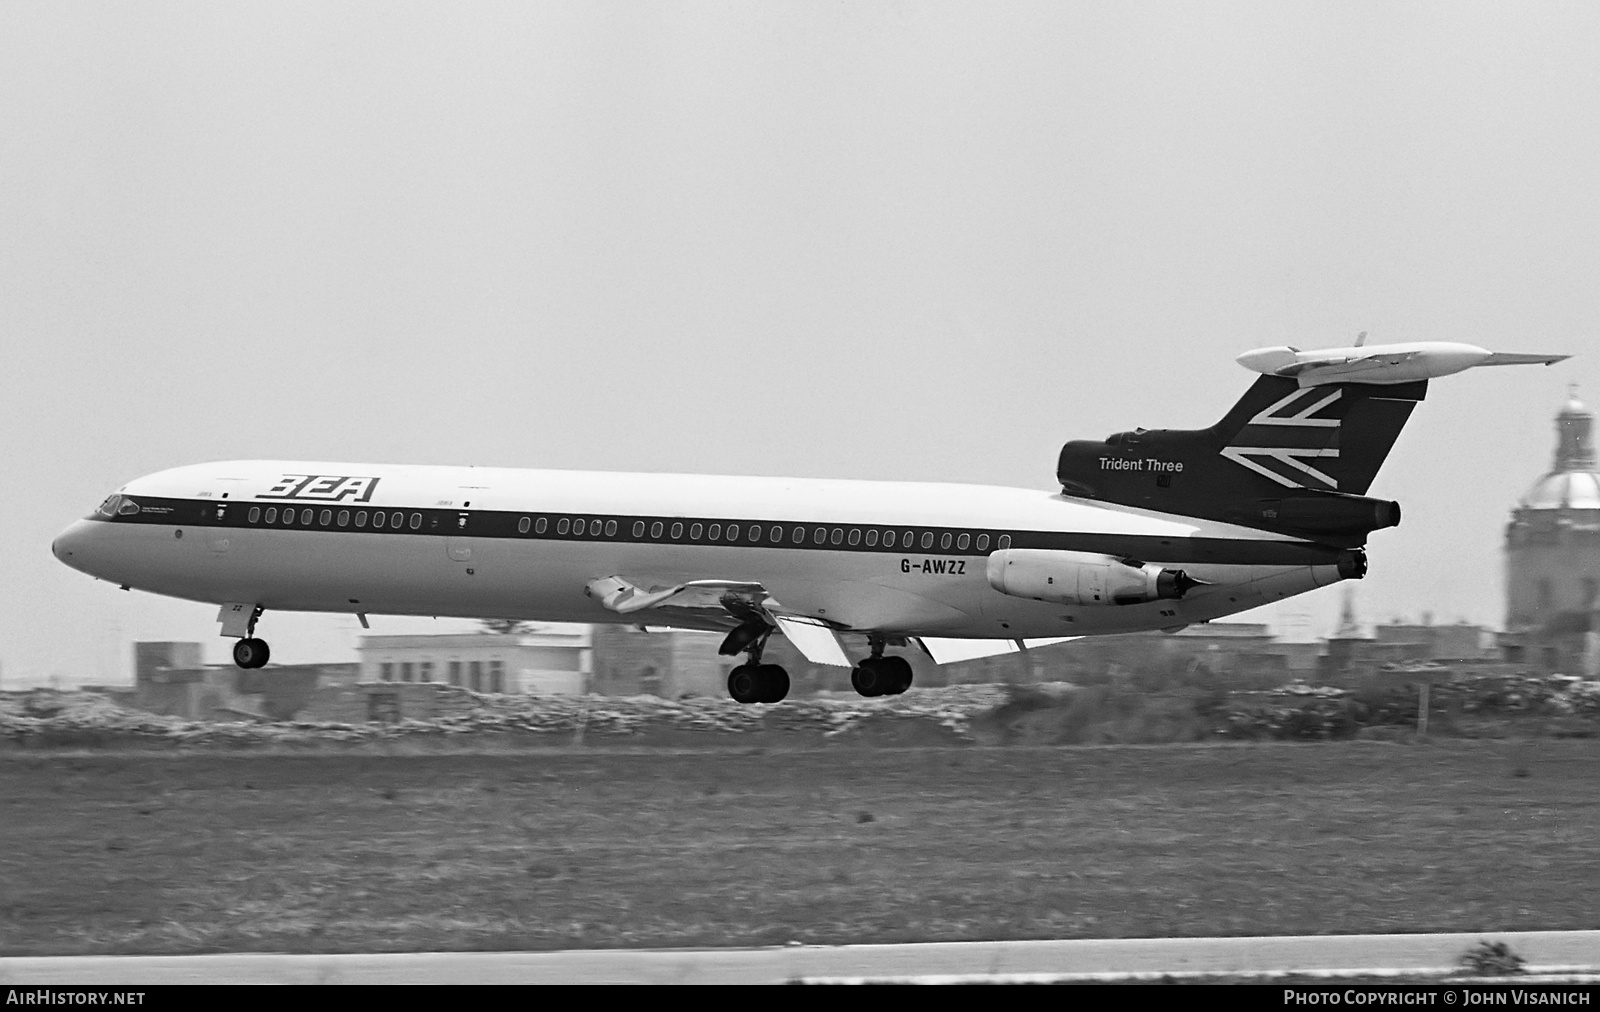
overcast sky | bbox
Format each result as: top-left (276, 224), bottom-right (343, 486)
top-left (2, 2), bottom-right (1595, 686)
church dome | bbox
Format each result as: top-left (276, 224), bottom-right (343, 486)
top-left (1519, 388), bottom-right (1600, 510)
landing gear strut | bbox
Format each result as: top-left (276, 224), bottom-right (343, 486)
top-left (850, 634), bottom-right (912, 697)
top-left (721, 617), bottom-right (789, 704)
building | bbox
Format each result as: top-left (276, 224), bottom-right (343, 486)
top-left (1502, 389), bottom-right (1600, 674)
top-left (356, 625), bottom-right (592, 694)
top-left (126, 641), bottom-right (360, 720)
top-left (589, 625), bottom-right (733, 697)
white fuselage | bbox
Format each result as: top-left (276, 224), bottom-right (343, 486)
top-left (53, 460), bottom-right (1352, 646)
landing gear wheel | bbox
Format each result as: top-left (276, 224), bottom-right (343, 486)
top-left (728, 664), bottom-right (763, 704)
top-left (232, 637), bottom-right (270, 669)
top-left (852, 656), bottom-right (912, 697)
top-left (883, 655), bottom-right (913, 695)
top-left (851, 659), bottom-right (887, 697)
top-left (729, 663), bottom-right (790, 704)
top-left (756, 664), bottom-right (790, 703)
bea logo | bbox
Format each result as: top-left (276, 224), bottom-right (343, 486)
top-left (256, 474), bottom-right (380, 502)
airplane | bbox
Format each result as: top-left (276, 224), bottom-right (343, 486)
top-left (52, 341), bottom-right (1566, 704)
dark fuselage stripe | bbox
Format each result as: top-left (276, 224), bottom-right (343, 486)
top-left (87, 496), bottom-right (1346, 567)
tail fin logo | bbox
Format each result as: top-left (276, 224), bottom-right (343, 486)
top-left (1220, 388), bottom-right (1343, 489)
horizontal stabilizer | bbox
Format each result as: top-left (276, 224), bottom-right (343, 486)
top-left (1478, 352), bottom-right (1570, 367)
top-left (916, 636), bottom-right (1079, 664)
top-left (774, 616), bottom-right (852, 667)
top-left (1237, 341), bottom-right (1569, 387)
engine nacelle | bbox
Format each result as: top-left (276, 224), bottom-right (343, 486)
top-left (985, 549), bottom-right (1199, 606)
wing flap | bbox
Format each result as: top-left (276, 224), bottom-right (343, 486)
top-left (773, 616), bottom-right (853, 667)
top-left (916, 636), bottom-right (1080, 664)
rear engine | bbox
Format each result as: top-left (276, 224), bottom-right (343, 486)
top-left (985, 549), bottom-right (1200, 606)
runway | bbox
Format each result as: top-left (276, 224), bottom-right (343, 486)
top-left (4, 930), bottom-right (1599, 984)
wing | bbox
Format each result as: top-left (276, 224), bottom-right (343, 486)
top-left (584, 575), bottom-right (857, 666)
top-left (584, 575), bottom-right (767, 616)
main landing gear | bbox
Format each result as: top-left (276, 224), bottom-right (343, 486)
top-left (721, 617), bottom-right (789, 704)
top-left (850, 635), bottom-right (912, 697)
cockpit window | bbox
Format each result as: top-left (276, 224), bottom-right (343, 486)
top-left (94, 495), bottom-right (139, 518)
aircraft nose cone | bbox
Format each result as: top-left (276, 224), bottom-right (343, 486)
top-left (52, 520), bottom-right (97, 572)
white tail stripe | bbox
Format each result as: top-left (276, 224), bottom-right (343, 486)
top-left (1247, 388), bottom-right (1341, 427)
top-left (1219, 446), bottom-right (1341, 489)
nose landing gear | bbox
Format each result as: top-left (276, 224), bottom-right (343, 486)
top-left (221, 603), bottom-right (270, 669)
top-left (232, 637), bottom-right (270, 669)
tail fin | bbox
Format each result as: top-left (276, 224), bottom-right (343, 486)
top-left (1057, 377), bottom-right (1428, 544)
top-left (1208, 376), bottom-right (1427, 495)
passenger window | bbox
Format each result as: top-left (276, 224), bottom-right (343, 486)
top-left (831, 528), bottom-right (843, 545)
top-left (392, 512), bottom-right (404, 529)
top-left (883, 530), bottom-right (895, 548)
top-left (604, 520), bottom-right (617, 537)
top-left (769, 526), bottom-right (783, 542)
top-left (535, 517), bottom-right (548, 534)
top-left (976, 533), bottom-right (989, 551)
top-left (410, 513), bottom-right (422, 530)
top-left (632, 521), bottom-right (645, 537)
top-left (865, 529), bottom-right (878, 546)
top-left (726, 524), bottom-right (739, 541)
top-left (300, 508), bottom-right (313, 525)
top-left (518, 517), bottom-right (530, 534)
top-left (320, 509), bottom-right (332, 526)
top-left (813, 527), bottom-right (825, 544)
top-left (651, 521), bottom-right (664, 538)
top-left (690, 523), bottom-right (703, 540)
top-left (355, 510), bottom-right (367, 527)
top-left (283, 510), bottom-right (295, 526)
top-left (249, 507), bottom-right (261, 523)
top-left (792, 527), bottom-right (805, 544)
top-left (557, 518), bottom-right (570, 535)
top-left (590, 519), bottom-right (603, 536)
top-left (338, 510), bottom-right (349, 527)
top-left (573, 517), bottom-right (585, 535)
top-left (708, 523), bottom-right (721, 540)
top-left (671, 522), bottom-right (684, 539)
top-left (940, 532), bottom-right (952, 550)
top-left (848, 528), bottom-right (860, 546)
top-left (957, 533), bottom-right (970, 550)
top-left (998, 534), bottom-right (1012, 549)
